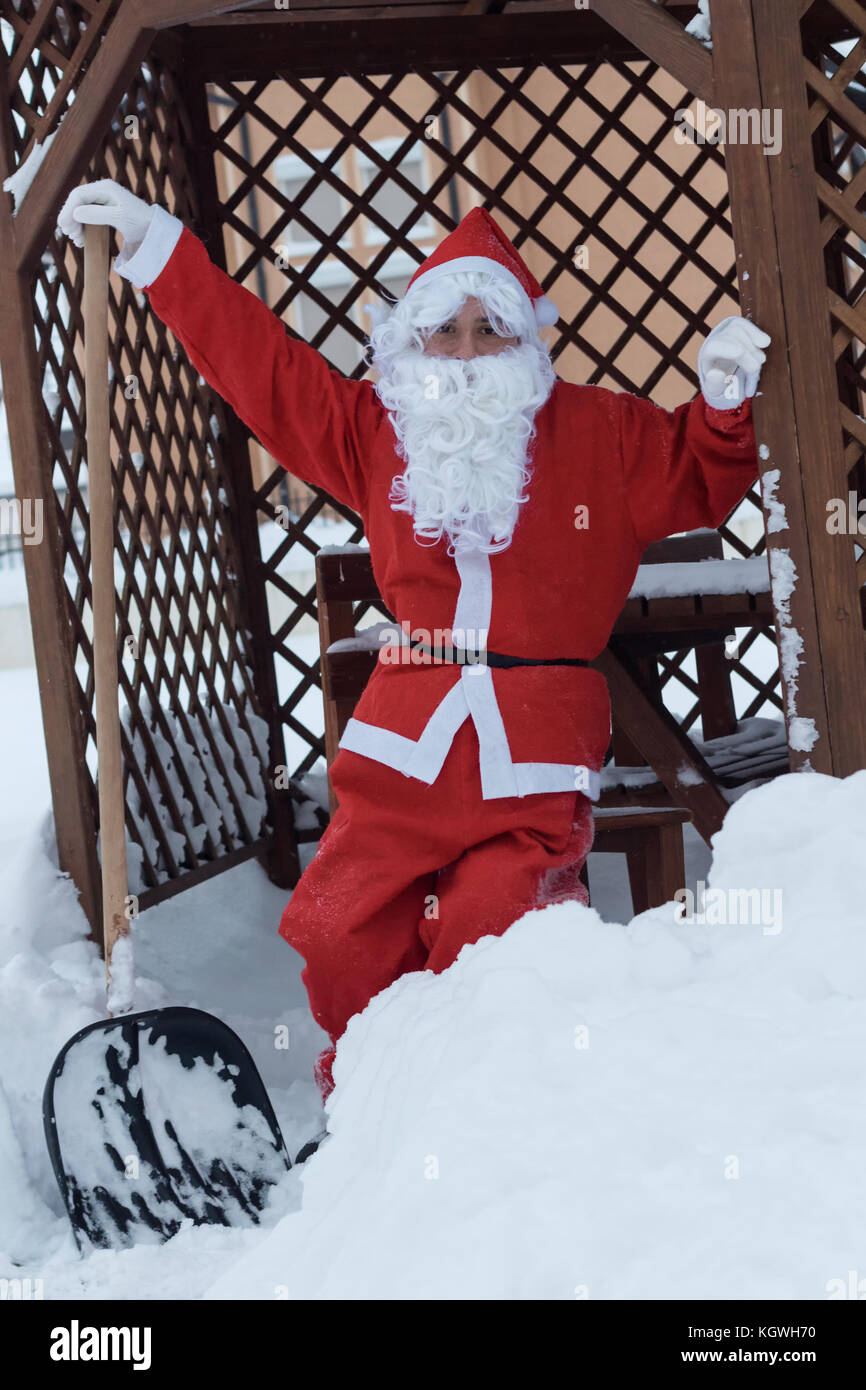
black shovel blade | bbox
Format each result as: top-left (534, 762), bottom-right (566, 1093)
top-left (43, 1006), bottom-right (292, 1253)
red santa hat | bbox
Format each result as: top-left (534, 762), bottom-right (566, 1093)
top-left (405, 207), bottom-right (559, 328)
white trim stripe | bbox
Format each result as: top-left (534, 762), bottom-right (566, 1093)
top-left (515, 764), bottom-right (601, 799)
top-left (338, 707), bottom-right (600, 801)
top-left (452, 546), bottom-right (492, 648)
top-left (113, 206), bottom-right (184, 289)
top-left (403, 679), bottom-right (471, 781)
top-left (338, 541), bottom-right (599, 800)
top-left (339, 679), bottom-right (470, 784)
top-left (461, 665), bottom-right (519, 799)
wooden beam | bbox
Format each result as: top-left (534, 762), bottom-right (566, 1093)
top-left (145, 0), bottom-right (271, 24)
top-left (591, 0), bottom-right (714, 102)
top-left (461, 0), bottom-right (506, 13)
top-left (746, 0), bottom-right (866, 773)
top-left (826, 0), bottom-right (866, 32)
top-left (0, 58), bottom-right (103, 936)
top-left (708, 0), bottom-right (833, 772)
top-left (182, 9), bottom-right (696, 80)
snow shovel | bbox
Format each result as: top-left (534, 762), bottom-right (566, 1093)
top-left (42, 224), bottom-right (293, 1253)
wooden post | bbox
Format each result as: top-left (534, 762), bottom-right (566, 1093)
top-left (85, 226), bottom-right (130, 989)
top-left (750, 0), bottom-right (866, 773)
top-left (712, 0), bottom-right (866, 774)
top-left (0, 59), bottom-right (102, 936)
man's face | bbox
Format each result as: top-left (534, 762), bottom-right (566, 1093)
top-left (422, 295), bottom-right (520, 358)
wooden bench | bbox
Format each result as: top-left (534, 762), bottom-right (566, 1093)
top-left (589, 806), bottom-right (691, 915)
top-left (314, 545), bottom-right (697, 914)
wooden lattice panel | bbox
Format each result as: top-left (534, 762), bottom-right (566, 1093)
top-left (29, 54), bottom-right (281, 904)
top-left (1, 0), bottom-right (118, 161)
top-left (803, 0), bottom-right (866, 612)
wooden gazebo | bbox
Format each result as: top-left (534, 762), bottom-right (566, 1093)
top-left (1, 0), bottom-right (864, 934)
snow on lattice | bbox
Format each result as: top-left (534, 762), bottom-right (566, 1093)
top-left (603, 717), bottom-right (788, 794)
top-left (121, 696), bottom-right (269, 893)
top-left (294, 769), bottom-right (330, 813)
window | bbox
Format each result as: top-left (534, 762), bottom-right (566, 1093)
top-left (356, 138), bottom-right (433, 245)
top-left (273, 149), bottom-right (351, 256)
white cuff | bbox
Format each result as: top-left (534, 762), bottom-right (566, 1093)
top-left (702, 388), bottom-right (744, 412)
top-left (113, 205), bottom-right (184, 289)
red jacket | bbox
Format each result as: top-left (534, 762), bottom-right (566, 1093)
top-left (125, 214), bottom-right (759, 800)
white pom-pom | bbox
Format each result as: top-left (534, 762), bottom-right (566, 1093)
top-left (534, 295), bottom-right (559, 327)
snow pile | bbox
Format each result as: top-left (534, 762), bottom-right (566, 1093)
top-left (207, 770), bottom-right (866, 1300)
top-left (0, 818), bottom-right (107, 1265)
top-left (1, 651), bottom-right (863, 1298)
top-left (0, 824), bottom-right (322, 1290)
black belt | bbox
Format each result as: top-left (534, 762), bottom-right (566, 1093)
top-left (410, 641), bottom-right (590, 669)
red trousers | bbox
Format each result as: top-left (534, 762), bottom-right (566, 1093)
top-left (279, 720), bottom-right (595, 1102)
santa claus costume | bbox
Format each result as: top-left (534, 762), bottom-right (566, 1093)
top-left (72, 192), bottom-right (762, 1105)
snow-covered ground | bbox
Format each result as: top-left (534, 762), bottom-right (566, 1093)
top-left (1, 660), bottom-right (864, 1300)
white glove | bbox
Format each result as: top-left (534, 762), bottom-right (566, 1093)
top-left (57, 179), bottom-right (156, 256)
top-left (698, 314), bottom-right (771, 410)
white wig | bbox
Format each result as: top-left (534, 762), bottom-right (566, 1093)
top-left (366, 266), bottom-right (549, 376)
top-left (366, 268), bottom-right (556, 554)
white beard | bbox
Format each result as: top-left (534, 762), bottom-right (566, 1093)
top-left (373, 342), bottom-right (555, 553)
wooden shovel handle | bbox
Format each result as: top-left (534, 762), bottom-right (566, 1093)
top-left (84, 225), bottom-right (129, 996)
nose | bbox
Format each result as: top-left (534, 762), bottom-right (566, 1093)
top-left (451, 335), bottom-right (474, 360)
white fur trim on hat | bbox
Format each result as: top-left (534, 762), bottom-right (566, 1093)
top-left (407, 255), bottom-right (558, 327)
